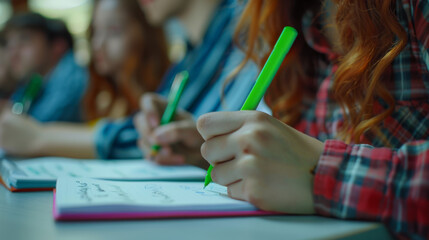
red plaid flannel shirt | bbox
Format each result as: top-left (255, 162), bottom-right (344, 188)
top-left (294, 1), bottom-right (429, 239)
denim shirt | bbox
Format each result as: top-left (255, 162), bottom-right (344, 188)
top-left (12, 51), bottom-right (88, 122)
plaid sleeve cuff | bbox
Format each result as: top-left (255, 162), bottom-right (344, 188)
top-left (94, 117), bottom-right (143, 160)
top-left (312, 140), bottom-right (393, 219)
top-left (313, 140), bottom-right (352, 217)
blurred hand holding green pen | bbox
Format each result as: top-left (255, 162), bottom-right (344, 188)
top-left (134, 72), bottom-right (208, 168)
top-left (12, 74), bottom-right (43, 115)
top-left (149, 71), bottom-right (189, 156)
top-left (0, 74), bottom-right (44, 156)
top-left (0, 109), bottom-right (44, 157)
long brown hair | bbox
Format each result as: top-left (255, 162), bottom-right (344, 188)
top-left (235, 0), bottom-right (407, 144)
top-left (84, 0), bottom-right (170, 120)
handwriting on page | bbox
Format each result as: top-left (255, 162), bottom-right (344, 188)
top-left (75, 180), bottom-right (133, 203)
top-left (71, 179), bottom-right (230, 206)
top-left (22, 161), bottom-right (91, 178)
top-left (76, 181), bottom-right (91, 202)
top-left (144, 184), bottom-right (174, 203)
top-left (178, 185), bottom-right (221, 197)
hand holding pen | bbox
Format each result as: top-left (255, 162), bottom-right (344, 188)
top-left (11, 74), bottom-right (43, 115)
top-left (0, 74), bottom-right (44, 156)
top-left (134, 72), bottom-right (208, 168)
top-left (202, 27), bottom-right (298, 188)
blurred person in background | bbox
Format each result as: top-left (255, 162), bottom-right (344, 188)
top-left (96, 0), bottom-right (260, 162)
top-left (0, 0), bottom-right (170, 158)
top-left (85, 0), bottom-right (170, 121)
top-left (0, 31), bottom-right (15, 100)
top-left (3, 13), bottom-right (88, 122)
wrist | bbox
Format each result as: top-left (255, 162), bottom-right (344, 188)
top-left (308, 141), bottom-right (325, 214)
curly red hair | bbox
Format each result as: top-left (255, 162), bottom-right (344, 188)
top-left (235, 0), bottom-right (407, 144)
top-left (333, 0), bottom-right (407, 144)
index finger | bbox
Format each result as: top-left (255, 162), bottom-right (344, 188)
top-left (197, 111), bottom-right (271, 140)
top-left (197, 111), bottom-right (255, 140)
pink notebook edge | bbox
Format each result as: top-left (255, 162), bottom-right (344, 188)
top-left (52, 190), bottom-right (282, 221)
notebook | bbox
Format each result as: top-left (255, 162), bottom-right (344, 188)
top-left (54, 177), bottom-right (277, 220)
top-left (0, 158), bottom-right (206, 192)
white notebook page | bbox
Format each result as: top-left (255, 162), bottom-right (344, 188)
top-left (55, 177), bottom-right (256, 213)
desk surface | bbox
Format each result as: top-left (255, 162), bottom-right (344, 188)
top-left (0, 186), bottom-right (391, 240)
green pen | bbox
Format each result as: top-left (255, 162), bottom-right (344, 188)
top-left (203, 26), bottom-right (298, 188)
top-left (11, 74), bottom-right (43, 115)
top-left (150, 71), bottom-right (189, 157)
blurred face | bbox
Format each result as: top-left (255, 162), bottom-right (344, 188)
top-left (92, 0), bottom-right (145, 77)
top-left (138, 0), bottom-right (188, 26)
top-left (6, 29), bottom-right (50, 80)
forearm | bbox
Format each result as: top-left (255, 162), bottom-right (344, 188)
top-left (37, 123), bottom-right (96, 159)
